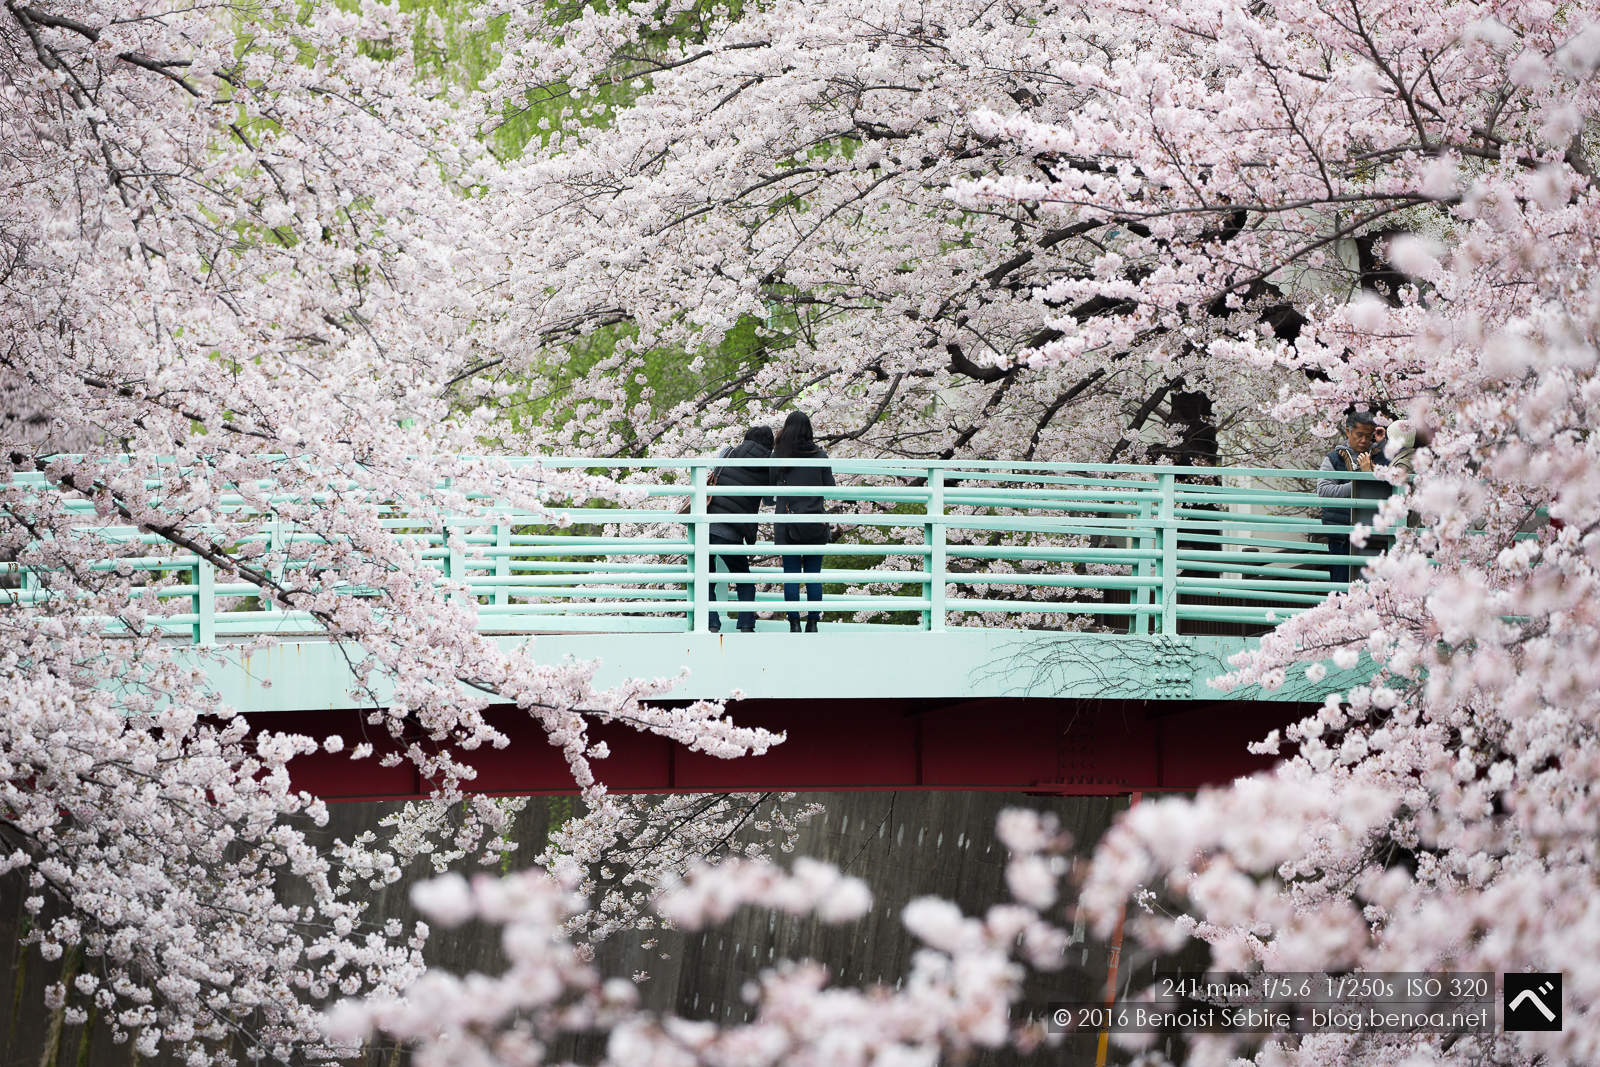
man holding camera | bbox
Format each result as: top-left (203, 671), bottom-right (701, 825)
top-left (1318, 411), bottom-right (1387, 585)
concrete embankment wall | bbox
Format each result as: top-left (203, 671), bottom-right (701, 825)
top-left (2, 792), bottom-right (1141, 1067)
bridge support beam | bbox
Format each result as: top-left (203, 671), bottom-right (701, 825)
top-left (268, 697), bottom-right (1307, 802)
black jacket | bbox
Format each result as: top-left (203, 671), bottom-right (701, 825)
top-left (1318, 445), bottom-right (1388, 527)
top-left (707, 439), bottom-right (772, 544)
top-left (774, 447), bottom-right (834, 545)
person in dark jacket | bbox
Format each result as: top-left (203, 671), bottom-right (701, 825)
top-left (772, 411), bottom-right (834, 632)
top-left (706, 425), bottom-right (774, 632)
top-left (1317, 411), bottom-right (1387, 585)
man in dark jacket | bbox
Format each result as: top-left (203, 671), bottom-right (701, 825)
top-left (1317, 411), bottom-right (1387, 585)
top-left (707, 425), bottom-right (774, 632)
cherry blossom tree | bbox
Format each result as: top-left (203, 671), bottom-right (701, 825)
top-left (0, 0), bottom-right (780, 1058)
top-left (13, 0), bottom-right (1600, 1062)
top-left (336, 0), bottom-right (1600, 1064)
top-left (946, 2), bottom-right (1600, 1064)
top-left (450, 0), bottom-right (1313, 465)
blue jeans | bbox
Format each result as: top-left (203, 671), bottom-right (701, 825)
top-left (708, 543), bottom-right (756, 630)
top-left (1325, 534), bottom-right (1351, 585)
top-left (783, 553), bottom-right (823, 623)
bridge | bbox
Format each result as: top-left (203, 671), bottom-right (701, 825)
top-left (6, 458), bottom-right (1389, 799)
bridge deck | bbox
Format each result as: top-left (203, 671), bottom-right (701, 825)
top-left (203, 630), bottom-right (1363, 713)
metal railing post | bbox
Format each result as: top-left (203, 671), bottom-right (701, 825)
top-left (1158, 473), bottom-right (1178, 635)
top-left (925, 468), bottom-right (946, 632)
top-left (193, 558), bottom-right (216, 645)
top-left (262, 516), bottom-right (282, 612)
top-left (1132, 497), bottom-right (1152, 636)
top-left (494, 521), bottom-right (510, 608)
top-left (445, 524), bottom-right (469, 602)
top-left (689, 464), bottom-right (710, 633)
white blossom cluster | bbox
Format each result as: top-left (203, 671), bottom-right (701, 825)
top-left (336, 795), bottom-right (531, 895)
top-left (540, 792), bottom-right (825, 950)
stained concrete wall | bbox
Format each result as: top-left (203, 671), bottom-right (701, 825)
top-left (2, 792), bottom-right (1148, 1067)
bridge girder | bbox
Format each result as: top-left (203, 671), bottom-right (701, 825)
top-left (268, 697), bottom-right (1306, 801)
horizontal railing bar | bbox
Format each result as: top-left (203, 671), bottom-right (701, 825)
top-left (468, 536), bottom-right (688, 547)
top-left (472, 543), bottom-right (692, 556)
top-left (676, 570), bottom-right (927, 584)
top-left (1176, 475), bottom-right (1388, 492)
top-left (80, 559), bottom-right (202, 572)
top-left (1173, 490), bottom-right (1355, 508)
top-left (473, 542), bottom-right (931, 558)
top-left (676, 544), bottom-right (930, 556)
top-left (945, 598), bottom-right (1159, 615)
top-left (945, 498), bottom-right (1147, 518)
top-left (946, 483), bottom-right (1161, 498)
top-left (147, 583), bottom-right (382, 599)
top-left (1178, 549), bottom-right (1371, 564)
top-left (531, 510), bottom-right (936, 527)
top-left (943, 573), bottom-right (1158, 590)
top-left (1175, 582), bottom-right (1333, 603)
top-left (687, 596), bottom-right (929, 610)
top-left (501, 589), bottom-right (690, 600)
top-left (935, 470), bottom-right (1164, 490)
top-left (937, 520), bottom-right (1157, 538)
top-left (1175, 604), bottom-right (1312, 621)
top-left (506, 560), bottom-right (690, 573)
top-left (945, 545), bottom-right (1157, 562)
top-left (480, 596), bottom-right (936, 613)
top-left (469, 602), bottom-right (689, 615)
top-left (1174, 521), bottom-right (1372, 537)
top-left (461, 572), bottom-right (694, 586)
top-left (1160, 532), bottom-right (1326, 551)
top-left (1161, 559), bottom-right (1332, 578)
top-left (1172, 510), bottom-right (1379, 532)
top-left (480, 618), bottom-right (692, 634)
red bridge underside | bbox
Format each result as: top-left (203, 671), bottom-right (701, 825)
top-left (269, 698), bottom-right (1305, 801)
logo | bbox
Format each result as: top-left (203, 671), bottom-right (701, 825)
top-left (1504, 973), bottom-right (1561, 1031)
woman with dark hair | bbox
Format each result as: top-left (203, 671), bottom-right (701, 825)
top-left (705, 424), bottom-right (775, 633)
top-left (772, 410), bottom-right (834, 632)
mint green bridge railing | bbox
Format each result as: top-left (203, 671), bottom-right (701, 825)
top-left (3, 459), bottom-right (1392, 644)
